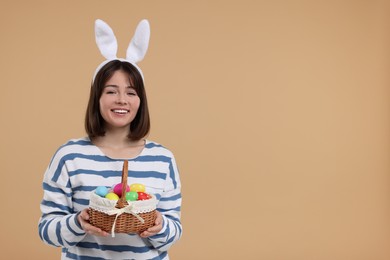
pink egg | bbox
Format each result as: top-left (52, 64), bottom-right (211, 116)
top-left (113, 183), bottom-right (130, 197)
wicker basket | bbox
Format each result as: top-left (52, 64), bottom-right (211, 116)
top-left (88, 160), bottom-right (157, 235)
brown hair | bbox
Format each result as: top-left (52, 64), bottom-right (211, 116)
top-left (85, 60), bottom-right (150, 140)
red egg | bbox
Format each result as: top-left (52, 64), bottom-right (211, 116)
top-left (137, 192), bottom-right (151, 200)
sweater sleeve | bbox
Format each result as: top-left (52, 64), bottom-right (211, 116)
top-left (38, 150), bottom-right (86, 247)
top-left (147, 154), bottom-right (183, 251)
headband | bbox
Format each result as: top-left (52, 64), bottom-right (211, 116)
top-left (93, 19), bottom-right (150, 81)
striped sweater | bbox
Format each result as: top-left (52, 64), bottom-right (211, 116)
top-left (38, 137), bottom-right (182, 260)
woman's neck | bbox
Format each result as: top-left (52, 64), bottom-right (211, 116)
top-left (93, 128), bottom-right (142, 149)
top-left (92, 129), bottom-right (145, 159)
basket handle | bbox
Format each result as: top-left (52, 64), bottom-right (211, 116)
top-left (116, 160), bottom-right (129, 209)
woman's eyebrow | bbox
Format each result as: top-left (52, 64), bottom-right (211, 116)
top-left (104, 84), bottom-right (119, 88)
top-left (104, 85), bottom-right (134, 88)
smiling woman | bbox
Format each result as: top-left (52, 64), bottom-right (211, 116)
top-left (38, 19), bottom-right (182, 260)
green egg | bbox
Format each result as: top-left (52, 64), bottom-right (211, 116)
top-left (125, 191), bottom-right (138, 201)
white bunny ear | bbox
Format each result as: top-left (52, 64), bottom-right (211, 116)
top-left (95, 19), bottom-right (118, 59)
top-left (126, 19), bottom-right (150, 63)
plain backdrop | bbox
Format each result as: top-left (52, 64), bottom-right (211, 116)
top-left (0, 0), bottom-right (389, 259)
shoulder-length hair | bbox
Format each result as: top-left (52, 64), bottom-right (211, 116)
top-left (85, 60), bottom-right (150, 140)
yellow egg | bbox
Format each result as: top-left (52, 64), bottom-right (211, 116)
top-left (105, 192), bottom-right (119, 200)
top-left (130, 183), bottom-right (145, 192)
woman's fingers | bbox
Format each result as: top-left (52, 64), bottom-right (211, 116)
top-left (85, 224), bottom-right (109, 236)
top-left (139, 211), bottom-right (163, 238)
top-left (79, 209), bottom-right (90, 221)
top-left (78, 209), bottom-right (109, 237)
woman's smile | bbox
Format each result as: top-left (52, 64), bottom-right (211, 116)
top-left (111, 109), bottom-right (129, 114)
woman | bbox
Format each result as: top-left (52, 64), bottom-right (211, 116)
top-left (38, 20), bottom-right (182, 260)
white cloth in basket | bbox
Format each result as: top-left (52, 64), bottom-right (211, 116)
top-left (89, 191), bottom-right (157, 214)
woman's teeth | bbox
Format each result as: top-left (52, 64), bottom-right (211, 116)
top-left (112, 109), bottom-right (128, 114)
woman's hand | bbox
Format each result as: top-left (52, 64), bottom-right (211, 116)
top-left (77, 209), bottom-right (109, 237)
top-left (139, 211), bottom-right (163, 238)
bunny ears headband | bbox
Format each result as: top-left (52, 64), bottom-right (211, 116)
top-left (93, 19), bottom-right (150, 81)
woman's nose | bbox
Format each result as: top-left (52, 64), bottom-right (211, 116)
top-left (115, 93), bottom-right (127, 104)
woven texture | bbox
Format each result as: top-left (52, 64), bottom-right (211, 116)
top-left (88, 160), bottom-right (157, 234)
top-left (89, 208), bottom-right (157, 233)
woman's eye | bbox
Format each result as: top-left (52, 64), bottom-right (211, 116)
top-left (127, 92), bottom-right (137, 96)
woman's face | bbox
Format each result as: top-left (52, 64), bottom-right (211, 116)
top-left (99, 69), bottom-right (140, 132)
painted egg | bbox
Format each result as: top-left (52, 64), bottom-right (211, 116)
top-left (113, 183), bottom-right (130, 197)
top-left (95, 186), bottom-right (109, 197)
top-left (125, 191), bottom-right (139, 201)
top-left (137, 192), bottom-right (151, 201)
top-left (105, 192), bottom-right (119, 200)
top-left (130, 183), bottom-right (146, 193)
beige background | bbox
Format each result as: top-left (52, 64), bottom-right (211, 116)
top-left (0, 0), bottom-right (389, 259)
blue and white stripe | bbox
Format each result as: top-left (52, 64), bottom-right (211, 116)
top-left (39, 137), bottom-right (182, 259)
